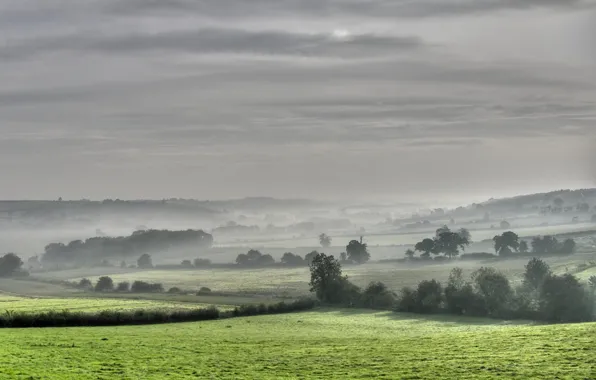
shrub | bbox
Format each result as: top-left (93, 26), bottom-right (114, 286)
top-left (395, 287), bottom-right (418, 313)
top-left (416, 279), bottom-right (443, 313)
top-left (472, 268), bottom-right (513, 317)
top-left (168, 287), bottom-right (183, 294)
top-left (539, 274), bottom-right (593, 323)
top-left (0, 307), bottom-right (221, 328)
top-left (522, 258), bottom-right (551, 291)
top-left (181, 260), bottom-right (193, 268)
top-left (116, 281), bottom-right (130, 292)
top-left (232, 298), bottom-right (316, 317)
top-left (193, 258), bottom-right (211, 267)
top-left (361, 282), bottom-right (396, 309)
top-left (137, 254), bottom-right (153, 269)
top-left (460, 252), bottom-right (497, 261)
top-left (0, 253), bottom-right (23, 277)
top-left (131, 281), bottom-right (164, 293)
top-left (198, 287), bottom-right (212, 294)
top-left (77, 278), bottom-right (93, 290)
top-left (94, 276), bottom-right (114, 292)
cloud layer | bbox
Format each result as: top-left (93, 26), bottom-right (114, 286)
top-left (1, 0), bottom-right (595, 201)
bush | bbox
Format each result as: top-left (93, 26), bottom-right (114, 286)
top-left (168, 287), bottom-right (183, 294)
top-left (232, 298), bottom-right (316, 317)
top-left (395, 287), bottom-right (418, 313)
top-left (131, 281), bottom-right (164, 293)
top-left (137, 254), bottom-right (153, 269)
top-left (116, 281), bottom-right (130, 292)
top-left (361, 282), bottom-right (396, 309)
top-left (460, 252), bottom-right (497, 261)
top-left (94, 276), bottom-right (114, 292)
top-left (538, 274), bottom-right (593, 323)
top-left (0, 253), bottom-right (24, 277)
top-left (0, 307), bottom-right (221, 328)
top-left (77, 278), bottom-right (93, 290)
top-left (198, 287), bottom-right (212, 294)
top-left (472, 268), bottom-right (513, 318)
top-left (180, 260), bottom-right (193, 268)
top-left (416, 279), bottom-right (443, 313)
top-left (193, 258), bottom-right (211, 267)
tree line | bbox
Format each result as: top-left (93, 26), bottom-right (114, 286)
top-left (309, 253), bottom-right (596, 323)
top-left (41, 229), bottom-right (213, 266)
top-left (407, 226), bottom-right (577, 260)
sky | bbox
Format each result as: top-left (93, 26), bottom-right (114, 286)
top-left (1, 0), bottom-right (596, 203)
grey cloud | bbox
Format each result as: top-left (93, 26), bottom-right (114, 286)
top-left (106, 0), bottom-right (592, 19)
top-left (0, 28), bottom-right (424, 60)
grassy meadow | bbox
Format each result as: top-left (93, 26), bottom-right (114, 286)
top-left (31, 252), bottom-right (595, 298)
top-left (0, 310), bottom-right (594, 379)
top-left (0, 294), bottom-right (234, 314)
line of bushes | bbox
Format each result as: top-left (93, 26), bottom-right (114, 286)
top-left (231, 297), bottom-right (317, 317)
top-left (0, 307), bottom-right (221, 328)
top-left (0, 298), bottom-right (317, 328)
top-left (309, 253), bottom-right (596, 323)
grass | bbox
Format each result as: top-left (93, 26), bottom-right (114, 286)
top-left (45, 253), bottom-right (594, 298)
top-left (0, 310), bottom-right (593, 379)
top-left (0, 294), bottom-right (235, 313)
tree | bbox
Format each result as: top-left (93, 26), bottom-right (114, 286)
top-left (435, 225), bottom-right (450, 238)
top-left (120, 260), bottom-right (126, 268)
top-left (181, 260), bottom-right (193, 268)
top-left (235, 250), bottom-right (275, 266)
top-left (281, 252), bottom-right (304, 266)
top-left (577, 202), bottom-right (590, 212)
top-left (193, 258), bottom-right (211, 267)
top-left (78, 278), bottom-right (92, 289)
top-left (309, 253), bottom-right (347, 303)
top-left (304, 251), bottom-right (319, 266)
top-left (137, 253), bottom-right (153, 269)
top-left (95, 276), bottom-right (114, 292)
top-left (339, 252), bottom-right (347, 262)
top-left (416, 279), bottom-right (443, 313)
top-left (415, 238), bottom-right (435, 258)
top-left (0, 253), bottom-right (23, 277)
top-left (346, 239), bottom-right (370, 264)
top-left (523, 257), bottom-right (551, 291)
top-left (553, 197), bottom-right (564, 208)
top-left (519, 240), bottom-right (529, 254)
top-left (472, 267), bottom-right (513, 317)
top-left (458, 228), bottom-right (472, 242)
top-left (404, 249), bottom-right (415, 259)
top-left (561, 238), bottom-right (576, 254)
top-left (116, 281), bottom-right (130, 292)
top-left (319, 233), bottom-right (332, 248)
top-left (434, 231), bottom-right (469, 259)
top-left (500, 220), bottom-right (511, 229)
top-left (361, 281), bottom-right (395, 309)
top-left (492, 231), bottom-right (520, 256)
top-left (531, 236), bottom-right (559, 254)
top-left (539, 274), bottom-right (593, 323)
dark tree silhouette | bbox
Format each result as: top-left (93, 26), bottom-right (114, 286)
top-left (319, 233), bottom-right (332, 248)
top-left (346, 238), bottom-right (370, 264)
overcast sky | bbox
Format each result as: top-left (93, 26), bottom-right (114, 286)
top-left (1, 0), bottom-right (595, 203)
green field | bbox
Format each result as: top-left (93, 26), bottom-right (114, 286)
top-left (0, 310), bottom-right (594, 379)
top-left (0, 294), bottom-right (234, 314)
top-left (40, 253), bottom-right (594, 298)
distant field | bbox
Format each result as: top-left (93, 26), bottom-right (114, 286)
top-left (0, 310), bottom-right (594, 379)
top-left (0, 294), bottom-right (234, 313)
top-left (43, 253), bottom-right (595, 298)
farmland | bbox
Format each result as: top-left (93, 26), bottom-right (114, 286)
top-left (30, 251), bottom-right (596, 298)
top-left (0, 294), bottom-right (234, 314)
top-left (0, 310), bottom-right (594, 379)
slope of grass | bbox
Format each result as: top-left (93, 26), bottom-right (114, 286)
top-left (47, 254), bottom-right (592, 298)
top-left (0, 294), bottom-right (234, 313)
top-left (0, 310), bottom-right (594, 379)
